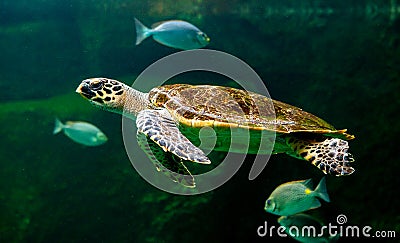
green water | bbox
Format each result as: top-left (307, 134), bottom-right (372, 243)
top-left (0, 0), bottom-right (399, 242)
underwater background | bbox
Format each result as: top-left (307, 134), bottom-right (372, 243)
top-left (0, 0), bottom-right (399, 242)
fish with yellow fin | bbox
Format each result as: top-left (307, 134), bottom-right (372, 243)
top-left (264, 177), bottom-right (330, 216)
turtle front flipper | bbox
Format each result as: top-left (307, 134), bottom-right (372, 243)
top-left (136, 109), bottom-right (211, 164)
top-left (286, 137), bottom-right (355, 176)
top-left (137, 132), bottom-right (195, 188)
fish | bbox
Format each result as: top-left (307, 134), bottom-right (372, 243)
top-left (53, 118), bottom-right (108, 146)
top-left (134, 18), bottom-right (210, 50)
top-left (278, 213), bottom-right (340, 243)
top-left (264, 177), bottom-right (330, 216)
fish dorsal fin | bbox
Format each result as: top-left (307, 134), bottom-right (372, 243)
top-left (151, 20), bottom-right (186, 29)
top-left (151, 21), bottom-right (165, 29)
top-left (302, 178), bottom-right (313, 188)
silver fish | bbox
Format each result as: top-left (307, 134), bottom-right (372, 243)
top-left (134, 18), bottom-right (210, 50)
top-left (264, 177), bottom-right (330, 216)
top-left (53, 118), bottom-right (107, 146)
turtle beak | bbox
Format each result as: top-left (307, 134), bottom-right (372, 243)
top-left (76, 80), bottom-right (96, 99)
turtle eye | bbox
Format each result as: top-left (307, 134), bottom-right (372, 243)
top-left (91, 81), bottom-right (103, 91)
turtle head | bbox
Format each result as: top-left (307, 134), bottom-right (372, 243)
top-left (76, 78), bottom-right (127, 113)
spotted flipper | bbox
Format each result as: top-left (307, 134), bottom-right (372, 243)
top-left (137, 132), bottom-right (195, 187)
top-left (136, 109), bottom-right (211, 164)
top-left (286, 137), bottom-right (355, 176)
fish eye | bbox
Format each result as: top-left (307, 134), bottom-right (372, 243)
top-left (91, 81), bottom-right (103, 91)
top-left (98, 133), bottom-right (106, 139)
top-left (198, 32), bottom-right (206, 38)
top-left (266, 199), bottom-right (276, 211)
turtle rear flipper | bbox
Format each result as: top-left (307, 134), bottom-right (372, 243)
top-left (286, 137), bottom-right (355, 176)
top-left (137, 132), bottom-right (195, 188)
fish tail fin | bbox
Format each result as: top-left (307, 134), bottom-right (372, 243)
top-left (134, 18), bottom-right (152, 45)
top-left (53, 118), bottom-right (64, 134)
top-left (314, 177), bottom-right (330, 203)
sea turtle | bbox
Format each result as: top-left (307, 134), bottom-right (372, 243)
top-left (76, 78), bottom-right (355, 187)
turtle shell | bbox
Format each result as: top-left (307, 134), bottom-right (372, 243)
top-left (148, 84), bottom-right (354, 140)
